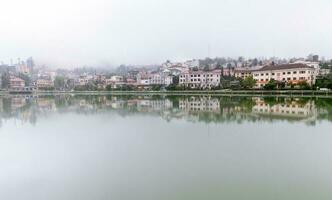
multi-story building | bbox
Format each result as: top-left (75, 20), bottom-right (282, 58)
top-left (148, 73), bottom-right (173, 86)
top-left (179, 69), bottom-right (221, 89)
top-left (234, 68), bottom-right (253, 79)
top-left (9, 76), bottom-right (25, 91)
top-left (136, 72), bottom-right (173, 86)
top-left (37, 79), bottom-right (54, 89)
top-left (252, 63), bottom-right (316, 88)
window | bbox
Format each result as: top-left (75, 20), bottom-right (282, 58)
top-left (266, 73), bottom-right (269, 76)
top-left (293, 71), bottom-right (297, 74)
top-left (261, 74), bottom-right (264, 76)
top-left (287, 72), bottom-right (291, 74)
top-left (272, 73), bottom-right (275, 75)
top-left (287, 78), bottom-right (291, 80)
top-left (283, 72), bottom-right (286, 75)
top-left (293, 77), bottom-right (297, 80)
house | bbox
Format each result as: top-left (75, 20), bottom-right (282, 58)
top-left (77, 75), bottom-right (91, 86)
top-left (136, 72), bottom-right (150, 86)
top-left (105, 75), bottom-right (126, 89)
top-left (110, 75), bottom-right (124, 82)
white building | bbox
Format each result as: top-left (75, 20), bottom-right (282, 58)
top-left (110, 75), bottom-right (124, 82)
top-left (252, 64), bottom-right (316, 88)
top-left (137, 72), bottom-right (173, 86)
top-left (149, 73), bottom-right (173, 86)
top-left (179, 69), bottom-right (221, 89)
top-left (37, 79), bottom-right (54, 89)
top-left (105, 76), bottom-right (126, 89)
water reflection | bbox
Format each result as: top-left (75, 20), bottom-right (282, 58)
top-left (0, 94), bottom-right (332, 127)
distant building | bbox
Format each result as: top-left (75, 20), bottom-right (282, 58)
top-left (313, 55), bottom-right (319, 62)
top-left (110, 75), bottom-right (124, 82)
top-left (17, 62), bottom-right (30, 74)
top-left (9, 76), bottom-right (25, 91)
top-left (37, 79), bottom-right (54, 89)
top-left (77, 75), bottom-right (92, 86)
top-left (307, 54), bottom-right (319, 62)
top-left (26, 57), bottom-right (35, 73)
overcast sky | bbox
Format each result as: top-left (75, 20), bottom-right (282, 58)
top-left (0, 0), bottom-right (332, 67)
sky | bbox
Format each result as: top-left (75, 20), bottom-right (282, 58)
top-left (0, 0), bottom-right (332, 67)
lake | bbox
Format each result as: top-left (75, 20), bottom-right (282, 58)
top-left (0, 94), bottom-right (332, 200)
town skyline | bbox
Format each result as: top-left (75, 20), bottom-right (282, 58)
top-left (0, 53), bottom-right (328, 69)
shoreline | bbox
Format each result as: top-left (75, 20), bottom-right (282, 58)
top-left (1, 90), bottom-right (332, 98)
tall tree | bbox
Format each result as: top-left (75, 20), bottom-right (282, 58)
top-left (241, 76), bottom-right (256, 89)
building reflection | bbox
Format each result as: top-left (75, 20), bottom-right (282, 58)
top-left (0, 94), bottom-right (331, 127)
top-left (252, 97), bottom-right (317, 120)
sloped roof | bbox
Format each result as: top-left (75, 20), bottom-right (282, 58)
top-left (255, 63), bottom-right (311, 71)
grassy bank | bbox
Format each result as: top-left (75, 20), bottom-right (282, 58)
top-left (1, 90), bottom-right (332, 98)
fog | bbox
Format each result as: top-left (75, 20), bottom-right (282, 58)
top-left (0, 0), bottom-right (331, 67)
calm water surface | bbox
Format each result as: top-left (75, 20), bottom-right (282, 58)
top-left (0, 95), bottom-right (332, 200)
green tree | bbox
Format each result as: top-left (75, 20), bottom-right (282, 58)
top-left (54, 76), bottom-right (65, 89)
top-left (203, 65), bottom-right (210, 71)
top-left (241, 76), bottom-right (256, 89)
top-left (297, 81), bottom-right (311, 90)
top-left (263, 80), bottom-right (277, 90)
top-left (1, 72), bottom-right (10, 89)
top-left (172, 76), bottom-right (179, 85)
